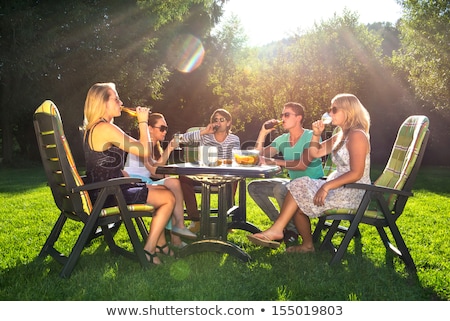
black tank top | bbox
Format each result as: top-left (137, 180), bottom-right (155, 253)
top-left (84, 120), bottom-right (148, 206)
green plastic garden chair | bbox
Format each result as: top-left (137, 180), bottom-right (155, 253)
top-left (312, 115), bottom-right (430, 271)
top-left (33, 100), bottom-right (155, 278)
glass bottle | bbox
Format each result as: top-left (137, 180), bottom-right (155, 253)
top-left (121, 107), bottom-right (152, 116)
top-left (264, 120), bottom-right (283, 129)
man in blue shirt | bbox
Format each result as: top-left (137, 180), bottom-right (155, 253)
top-left (248, 102), bottom-right (324, 245)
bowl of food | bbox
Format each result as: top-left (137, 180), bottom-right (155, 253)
top-left (233, 149), bottom-right (260, 166)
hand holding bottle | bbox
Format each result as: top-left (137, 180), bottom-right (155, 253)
top-left (263, 119), bottom-right (282, 130)
top-left (200, 123), bottom-right (217, 135)
top-left (135, 107), bottom-right (150, 124)
top-left (121, 106), bottom-right (152, 117)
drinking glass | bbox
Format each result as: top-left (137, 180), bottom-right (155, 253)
top-left (173, 133), bottom-right (183, 150)
top-left (198, 146), bottom-right (218, 166)
top-left (207, 146), bottom-right (218, 166)
top-left (321, 112), bottom-right (332, 125)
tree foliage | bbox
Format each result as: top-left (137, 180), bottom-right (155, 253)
top-left (0, 0), bottom-right (224, 164)
top-left (1, 1), bottom-right (448, 166)
top-left (393, 0), bottom-right (450, 110)
top-left (209, 11), bottom-right (388, 142)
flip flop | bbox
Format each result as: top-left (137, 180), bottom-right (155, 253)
top-left (247, 234), bottom-right (280, 249)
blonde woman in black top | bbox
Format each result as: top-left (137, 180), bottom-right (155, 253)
top-left (84, 82), bottom-right (175, 265)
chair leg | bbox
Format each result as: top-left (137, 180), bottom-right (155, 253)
top-left (135, 217), bottom-right (149, 240)
top-left (319, 220), bottom-right (341, 252)
top-left (113, 193), bottom-right (150, 268)
top-left (39, 213), bottom-right (68, 264)
top-left (329, 195), bottom-right (372, 265)
top-left (312, 217), bottom-right (326, 243)
top-left (100, 223), bottom-right (137, 260)
top-left (121, 214), bottom-right (149, 268)
top-left (60, 189), bottom-right (113, 278)
top-left (313, 217), bottom-right (361, 245)
top-left (88, 221), bottom-right (121, 242)
top-left (60, 213), bottom-right (102, 278)
top-left (329, 218), bottom-right (360, 265)
top-left (380, 224), bottom-right (416, 271)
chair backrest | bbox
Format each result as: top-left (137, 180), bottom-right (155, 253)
top-left (374, 115), bottom-right (430, 213)
top-left (181, 126), bottom-right (203, 162)
top-left (186, 126), bottom-right (204, 133)
top-left (33, 100), bottom-right (93, 221)
top-left (322, 155), bottom-right (336, 177)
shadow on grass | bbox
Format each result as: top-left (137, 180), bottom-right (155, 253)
top-left (412, 166), bottom-right (450, 194)
top-left (1, 165), bottom-right (447, 301)
top-left (0, 237), bottom-right (441, 301)
top-left (0, 165), bottom-right (47, 193)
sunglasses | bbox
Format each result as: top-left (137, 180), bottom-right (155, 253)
top-left (213, 117), bottom-right (226, 123)
top-left (329, 106), bottom-right (339, 114)
top-left (153, 125), bottom-right (168, 132)
top-left (280, 112), bottom-right (298, 118)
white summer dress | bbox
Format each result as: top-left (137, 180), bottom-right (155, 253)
top-left (286, 130), bottom-right (371, 218)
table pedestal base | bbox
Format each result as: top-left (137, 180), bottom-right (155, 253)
top-left (228, 205), bottom-right (261, 234)
top-left (177, 239), bottom-right (251, 262)
top-left (155, 164), bottom-right (281, 262)
top-left (179, 177), bottom-right (257, 262)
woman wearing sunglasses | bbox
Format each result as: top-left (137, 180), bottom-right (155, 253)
top-left (123, 113), bottom-right (197, 249)
top-left (83, 83), bottom-right (174, 265)
top-left (247, 93), bottom-right (371, 253)
top-left (180, 108), bottom-right (241, 232)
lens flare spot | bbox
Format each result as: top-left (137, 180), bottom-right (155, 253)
top-left (169, 34), bottom-right (205, 73)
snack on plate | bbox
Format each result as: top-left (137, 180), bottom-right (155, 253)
top-left (217, 159), bottom-right (233, 166)
top-left (233, 149), bottom-right (259, 166)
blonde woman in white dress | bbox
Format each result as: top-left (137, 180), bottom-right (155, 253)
top-left (247, 93), bottom-right (371, 253)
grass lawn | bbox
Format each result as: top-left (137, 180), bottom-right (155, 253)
top-left (0, 165), bottom-right (449, 301)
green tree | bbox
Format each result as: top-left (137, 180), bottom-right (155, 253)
top-left (0, 0), bottom-right (225, 165)
top-left (393, 0), bottom-right (450, 110)
top-left (213, 11), bottom-right (389, 144)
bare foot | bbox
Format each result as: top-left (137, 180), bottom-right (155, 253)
top-left (254, 229), bottom-right (283, 242)
top-left (286, 244), bottom-right (315, 253)
top-left (171, 234), bottom-right (182, 246)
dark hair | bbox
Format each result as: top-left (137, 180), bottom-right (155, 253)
top-left (148, 113), bottom-right (164, 160)
top-left (284, 102), bottom-right (305, 124)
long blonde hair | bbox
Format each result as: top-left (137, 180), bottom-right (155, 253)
top-left (332, 93), bottom-right (370, 150)
top-left (83, 82), bottom-right (116, 132)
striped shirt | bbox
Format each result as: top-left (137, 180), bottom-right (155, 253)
top-left (182, 130), bottom-right (240, 159)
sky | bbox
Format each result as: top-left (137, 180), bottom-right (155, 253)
top-left (221, 0), bottom-right (403, 46)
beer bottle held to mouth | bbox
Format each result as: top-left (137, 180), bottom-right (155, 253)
top-left (121, 107), bottom-right (152, 117)
top-left (264, 120), bottom-right (283, 130)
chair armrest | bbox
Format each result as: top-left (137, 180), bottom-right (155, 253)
top-left (72, 177), bottom-right (143, 193)
top-left (344, 182), bottom-right (413, 197)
